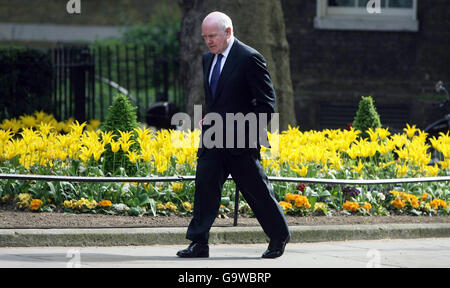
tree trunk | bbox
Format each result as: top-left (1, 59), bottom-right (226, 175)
top-left (178, 0), bottom-right (296, 130)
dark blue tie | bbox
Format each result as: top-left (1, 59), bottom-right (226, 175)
top-left (210, 54), bottom-right (223, 100)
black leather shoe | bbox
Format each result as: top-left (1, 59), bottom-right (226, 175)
top-left (261, 235), bottom-right (290, 259)
top-left (176, 242), bottom-right (209, 258)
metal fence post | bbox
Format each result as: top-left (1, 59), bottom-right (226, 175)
top-left (234, 185), bottom-right (239, 226)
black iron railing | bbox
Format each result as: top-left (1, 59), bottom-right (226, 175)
top-left (50, 44), bottom-right (183, 123)
top-left (1, 173), bottom-right (449, 227)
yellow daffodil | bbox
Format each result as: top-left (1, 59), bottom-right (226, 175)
top-left (100, 130), bottom-right (116, 145)
top-left (376, 127), bottom-right (390, 140)
top-left (395, 164), bottom-right (409, 178)
top-left (110, 140), bottom-right (121, 153)
top-left (291, 163), bottom-right (308, 177)
top-left (126, 151), bottom-right (139, 163)
top-left (351, 159), bottom-right (364, 174)
top-left (404, 123), bottom-right (419, 138)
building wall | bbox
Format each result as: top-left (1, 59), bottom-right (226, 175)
top-left (0, 0), bottom-right (180, 45)
top-left (281, 0), bottom-right (450, 131)
top-left (0, 0), bottom-right (179, 25)
top-left (1, 0), bottom-right (448, 130)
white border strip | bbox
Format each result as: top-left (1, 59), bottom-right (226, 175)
top-left (0, 22), bottom-right (123, 42)
top-left (1, 173), bottom-right (449, 185)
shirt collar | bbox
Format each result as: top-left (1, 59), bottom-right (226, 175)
top-left (219, 36), bottom-right (234, 59)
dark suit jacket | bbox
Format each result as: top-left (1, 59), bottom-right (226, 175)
top-left (198, 38), bottom-right (276, 157)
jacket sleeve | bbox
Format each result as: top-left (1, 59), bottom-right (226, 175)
top-left (246, 53), bottom-right (276, 118)
top-left (245, 53), bottom-right (276, 149)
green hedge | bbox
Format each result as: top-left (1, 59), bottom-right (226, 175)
top-left (0, 47), bottom-right (53, 120)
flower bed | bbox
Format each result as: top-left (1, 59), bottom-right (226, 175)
top-left (0, 111), bottom-right (449, 217)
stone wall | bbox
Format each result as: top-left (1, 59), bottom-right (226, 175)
top-left (281, 0), bottom-right (450, 131)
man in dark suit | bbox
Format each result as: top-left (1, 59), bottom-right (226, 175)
top-left (177, 11), bottom-right (290, 259)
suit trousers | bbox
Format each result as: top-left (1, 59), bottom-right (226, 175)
top-left (186, 148), bottom-right (290, 244)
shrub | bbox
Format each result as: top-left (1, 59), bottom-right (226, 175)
top-left (353, 96), bottom-right (382, 139)
top-left (101, 94), bottom-right (139, 175)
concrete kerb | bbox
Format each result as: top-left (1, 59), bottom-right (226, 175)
top-left (1, 223), bottom-right (450, 247)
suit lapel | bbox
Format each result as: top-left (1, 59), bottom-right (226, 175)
top-left (203, 53), bottom-right (215, 104)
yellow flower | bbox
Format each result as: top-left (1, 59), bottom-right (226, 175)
top-left (0, 129), bottom-right (14, 144)
top-left (85, 199), bottom-right (97, 209)
top-left (430, 199), bottom-right (447, 211)
top-left (420, 193), bottom-right (430, 201)
top-left (351, 159), bottom-right (364, 174)
top-left (279, 201), bottom-right (293, 211)
top-left (69, 120), bottom-right (87, 135)
top-left (343, 201), bottom-right (360, 212)
top-left (391, 198), bottom-right (406, 210)
top-left (425, 164), bottom-right (440, 177)
top-left (285, 193), bottom-right (298, 202)
top-left (367, 128), bottom-right (378, 142)
top-left (182, 202), bottom-right (192, 211)
top-left (313, 202), bottom-right (328, 212)
top-left (291, 163), bottom-right (308, 177)
top-left (118, 130), bottom-right (133, 144)
top-left (134, 127), bottom-right (152, 144)
top-left (376, 127), bottom-right (390, 140)
top-left (120, 140), bottom-right (135, 153)
top-left (294, 195), bottom-right (311, 209)
top-left (126, 151), bottom-right (139, 163)
top-left (38, 122), bottom-right (54, 136)
top-left (88, 119), bottom-right (101, 131)
top-left (395, 164), bottom-right (409, 178)
top-left (404, 123), bottom-right (419, 138)
top-left (346, 147), bottom-right (359, 160)
top-left (362, 202), bottom-right (372, 211)
top-left (171, 183), bottom-right (184, 193)
top-left (99, 200), bottom-right (112, 208)
top-left (19, 115), bottom-right (36, 128)
top-left (29, 199), bottom-right (43, 211)
top-left (165, 201), bottom-right (178, 212)
top-left (100, 130), bottom-right (116, 145)
top-left (110, 140), bottom-right (121, 153)
top-left (17, 193), bottom-right (31, 203)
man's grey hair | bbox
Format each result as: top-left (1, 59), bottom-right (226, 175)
top-left (204, 11), bottom-right (234, 35)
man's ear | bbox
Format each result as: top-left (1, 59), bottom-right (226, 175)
top-left (225, 27), bottom-right (232, 37)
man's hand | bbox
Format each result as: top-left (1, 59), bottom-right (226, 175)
top-left (199, 118), bottom-right (205, 128)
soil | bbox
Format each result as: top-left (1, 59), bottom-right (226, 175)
top-left (0, 209), bottom-right (448, 229)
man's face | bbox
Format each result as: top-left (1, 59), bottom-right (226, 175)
top-left (201, 20), bottom-right (231, 55)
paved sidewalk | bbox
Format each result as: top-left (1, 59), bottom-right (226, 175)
top-left (0, 238), bottom-right (449, 268)
top-left (1, 223), bottom-right (450, 247)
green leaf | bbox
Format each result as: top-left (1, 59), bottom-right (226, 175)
top-left (221, 197), bottom-right (230, 206)
top-left (309, 196), bottom-right (317, 209)
top-left (305, 187), bottom-right (318, 197)
top-left (138, 194), bottom-right (151, 206)
top-left (148, 199), bottom-right (156, 216)
top-left (318, 190), bottom-right (331, 198)
top-left (47, 182), bottom-right (56, 198)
